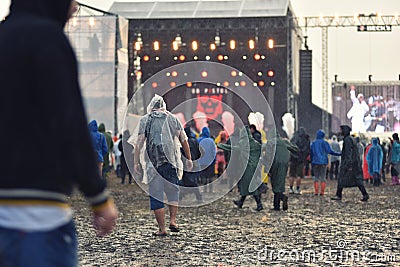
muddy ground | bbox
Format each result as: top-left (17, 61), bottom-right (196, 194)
top-left (73, 172), bottom-right (400, 266)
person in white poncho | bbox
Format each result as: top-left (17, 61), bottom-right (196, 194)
top-left (347, 89), bottom-right (369, 133)
top-left (129, 95), bottom-right (192, 236)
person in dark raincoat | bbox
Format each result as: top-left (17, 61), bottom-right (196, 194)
top-left (265, 129), bottom-right (298, 211)
top-left (218, 126), bottom-right (263, 211)
top-left (331, 125), bottom-right (369, 201)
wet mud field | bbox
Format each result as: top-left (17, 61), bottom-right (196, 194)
top-left (73, 172), bottom-right (400, 266)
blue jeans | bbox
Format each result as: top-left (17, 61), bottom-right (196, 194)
top-left (149, 163), bottom-right (179, 210)
top-left (0, 220), bottom-right (77, 267)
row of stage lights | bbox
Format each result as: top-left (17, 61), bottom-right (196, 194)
top-left (133, 70), bottom-right (276, 88)
top-left (139, 53), bottom-right (271, 62)
top-left (147, 80), bottom-right (276, 89)
top-left (134, 34), bottom-right (275, 51)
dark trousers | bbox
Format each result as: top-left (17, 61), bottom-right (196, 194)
top-left (273, 192), bottom-right (286, 210)
top-left (373, 172), bottom-right (381, 186)
top-left (335, 180), bottom-right (368, 198)
top-left (329, 161), bottom-right (340, 180)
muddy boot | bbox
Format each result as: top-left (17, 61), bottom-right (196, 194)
top-left (314, 182), bottom-right (319, 195)
top-left (233, 196), bottom-right (246, 208)
top-left (282, 194), bottom-right (288, 211)
top-left (320, 182), bottom-right (326, 196)
top-left (253, 194), bottom-right (263, 211)
top-left (271, 193), bottom-right (280, 211)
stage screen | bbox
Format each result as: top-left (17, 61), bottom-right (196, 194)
top-left (331, 83), bottom-right (400, 133)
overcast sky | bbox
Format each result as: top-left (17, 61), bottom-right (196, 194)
top-left (1, 0), bottom-right (399, 110)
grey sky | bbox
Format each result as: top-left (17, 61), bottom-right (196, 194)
top-left (1, 0), bottom-right (399, 111)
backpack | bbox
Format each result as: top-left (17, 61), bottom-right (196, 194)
top-left (145, 112), bottom-right (168, 166)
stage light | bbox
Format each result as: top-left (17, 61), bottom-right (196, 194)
top-left (230, 40), bottom-right (236, 50)
top-left (192, 41), bottom-right (198, 51)
top-left (238, 72), bottom-right (243, 76)
top-left (155, 56), bottom-right (160, 61)
top-left (179, 55), bottom-right (186, 61)
top-left (235, 82), bottom-right (239, 86)
top-left (223, 81), bottom-right (229, 87)
top-left (261, 55), bottom-right (266, 60)
top-left (267, 70), bottom-right (274, 77)
top-left (254, 54), bottom-right (261, 60)
top-left (172, 71), bottom-right (178, 77)
top-left (136, 70), bottom-right (142, 78)
top-left (134, 41), bottom-right (141, 51)
top-left (205, 56), bottom-right (211, 60)
top-left (240, 81), bottom-right (246, 87)
top-left (242, 55), bottom-right (247, 60)
top-left (201, 71), bottom-right (208, 78)
top-left (253, 82), bottom-right (257, 86)
top-left (170, 82), bottom-right (177, 87)
top-left (194, 56), bottom-right (198, 60)
top-left (173, 56), bottom-right (178, 61)
top-left (217, 55), bottom-right (224, 61)
top-left (153, 41), bottom-right (160, 51)
top-left (152, 82), bottom-right (158, 88)
top-left (143, 55), bottom-right (150, 62)
top-left (258, 81), bottom-right (265, 87)
top-left (215, 35), bottom-right (221, 46)
top-left (270, 81), bottom-right (276, 86)
top-left (267, 39), bottom-right (274, 49)
top-left (89, 17), bottom-right (95, 27)
top-left (166, 72), bottom-right (171, 77)
top-left (186, 82), bottom-right (193, 87)
top-left (216, 82), bottom-right (221, 86)
top-left (257, 72), bottom-right (262, 77)
top-left (210, 43), bottom-right (217, 50)
top-left (249, 40), bottom-right (255, 50)
top-left (224, 55), bottom-right (228, 60)
top-left (172, 41), bottom-right (179, 51)
top-left (231, 71), bottom-right (237, 77)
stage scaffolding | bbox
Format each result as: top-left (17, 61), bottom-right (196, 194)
top-left (64, 3), bottom-right (129, 135)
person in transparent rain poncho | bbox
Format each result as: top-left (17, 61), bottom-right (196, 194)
top-left (129, 95), bottom-right (192, 236)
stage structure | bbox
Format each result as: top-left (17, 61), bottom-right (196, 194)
top-left (64, 3), bottom-right (129, 135)
top-left (109, 0), bottom-right (303, 135)
top-left (332, 81), bottom-right (400, 133)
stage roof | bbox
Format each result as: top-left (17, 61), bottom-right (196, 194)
top-left (108, 0), bottom-right (290, 19)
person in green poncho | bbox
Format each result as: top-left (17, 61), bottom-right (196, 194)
top-left (218, 126), bottom-right (264, 211)
top-left (265, 128), bottom-right (298, 211)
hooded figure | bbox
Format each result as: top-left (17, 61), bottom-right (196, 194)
top-left (265, 128), bottom-right (298, 210)
top-left (366, 138), bottom-right (383, 186)
top-left (218, 127), bottom-right (264, 211)
top-left (197, 126), bottom-right (216, 192)
top-left (130, 94), bottom-right (191, 236)
top-left (98, 123), bottom-right (114, 174)
top-left (0, 1), bottom-right (117, 265)
top-left (329, 135), bottom-right (341, 180)
top-left (88, 120), bottom-right (108, 164)
top-left (310, 130), bottom-right (341, 195)
top-left (331, 125), bottom-right (369, 201)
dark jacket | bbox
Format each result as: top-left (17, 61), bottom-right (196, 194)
top-left (181, 127), bottom-right (201, 186)
top-left (98, 123), bottom-right (114, 167)
top-left (338, 125), bottom-right (363, 187)
top-left (0, 0), bottom-right (109, 207)
top-left (310, 130), bottom-right (341, 165)
top-left (289, 127), bottom-right (310, 164)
